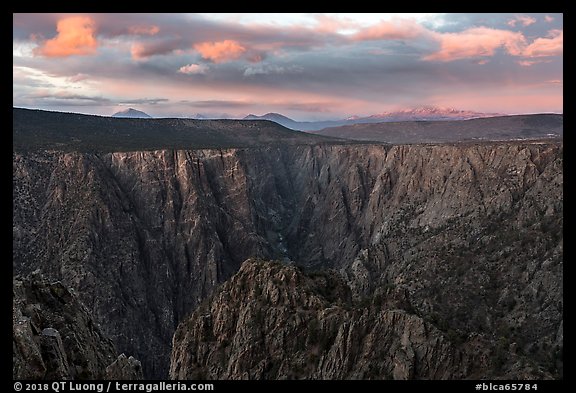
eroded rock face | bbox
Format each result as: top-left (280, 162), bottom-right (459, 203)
top-left (13, 142), bottom-right (563, 378)
top-left (12, 275), bottom-right (142, 380)
top-left (105, 354), bottom-right (144, 380)
top-left (170, 259), bottom-right (471, 380)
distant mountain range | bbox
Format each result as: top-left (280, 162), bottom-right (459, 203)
top-left (106, 107), bottom-right (561, 143)
top-left (361, 106), bottom-right (502, 122)
top-left (109, 106), bottom-right (502, 129)
top-left (112, 108), bottom-right (152, 119)
top-left (243, 106), bottom-right (503, 131)
top-left (243, 113), bottom-right (303, 129)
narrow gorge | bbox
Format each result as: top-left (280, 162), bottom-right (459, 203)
top-left (13, 141), bottom-right (563, 379)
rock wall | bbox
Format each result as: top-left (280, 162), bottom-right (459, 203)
top-left (13, 141), bottom-right (563, 378)
top-left (13, 274), bottom-right (142, 380)
top-left (170, 259), bottom-right (471, 380)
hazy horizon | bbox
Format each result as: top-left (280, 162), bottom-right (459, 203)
top-left (12, 105), bottom-right (564, 123)
top-left (14, 13), bottom-right (562, 121)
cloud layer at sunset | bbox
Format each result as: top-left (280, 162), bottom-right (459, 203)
top-left (14, 13), bottom-right (562, 119)
top-left (33, 16), bottom-right (98, 57)
top-left (194, 40), bottom-right (246, 63)
top-left (423, 27), bottom-right (527, 61)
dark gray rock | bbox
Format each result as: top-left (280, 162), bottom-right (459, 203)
top-left (39, 328), bottom-right (71, 379)
top-left (13, 306), bottom-right (46, 379)
top-left (105, 354), bottom-right (143, 380)
top-left (13, 141), bottom-right (562, 379)
top-left (170, 259), bottom-right (469, 379)
top-left (12, 276), bottom-right (141, 380)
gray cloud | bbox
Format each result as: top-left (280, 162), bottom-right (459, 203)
top-left (282, 102), bottom-right (335, 113)
top-left (118, 98), bottom-right (169, 105)
top-left (14, 13), bottom-right (346, 61)
top-left (180, 100), bottom-right (253, 109)
top-left (22, 91), bottom-right (169, 108)
top-left (28, 92), bottom-right (111, 103)
top-left (13, 14), bottom-right (564, 119)
top-left (131, 38), bottom-right (185, 59)
top-left (243, 64), bottom-right (303, 77)
top-left (437, 13), bottom-right (563, 36)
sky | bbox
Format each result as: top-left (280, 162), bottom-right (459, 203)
top-left (13, 13), bottom-right (563, 121)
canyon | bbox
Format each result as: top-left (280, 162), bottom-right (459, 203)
top-left (13, 110), bottom-right (563, 380)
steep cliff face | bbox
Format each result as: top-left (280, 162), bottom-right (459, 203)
top-left (13, 148), bottom-right (294, 377)
top-left (13, 141), bottom-right (563, 378)
top-left (170, 259), bottom-right (471, 380)
top-left (13, 274), bottom-right (142, 380)
top-left (170, 258), bottom-right (560, 380)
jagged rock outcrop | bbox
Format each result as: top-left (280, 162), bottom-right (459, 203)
top-left (13, 141), bottom-right (563, 378)
top-left (170, 259), bottom-right (471, 380)
top-left (13, 274), bottom-right (142, 380)
top-left (106, 354), bottom-right (144, 380)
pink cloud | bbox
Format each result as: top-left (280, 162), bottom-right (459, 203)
top-left (522, 29), bottom-right (563, 57)
top-left (314, 14), bottom-right (358, 34)
top-left (33, 16), bottom-right (98, 57)
top-left (178, 63), bottom-right (208, 74)
top-left (348, 17), bottom-right (561, 64)
top-left (427, 92), bottom-right (562, 115)
top-left (517, 59), bottom-right (550, 67)
top-left (128, 25), bottom-right (160, 36)
top-left (507, 15), bottom-right (537, 27)
top-left (424, 27), bottom-right (526, 62)
top-left (545, 15), bottom-right (554, 23)
top-left (352, 19), bottom-right (427, 41)
top-left (194, 40), bottom-right (246, 63)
